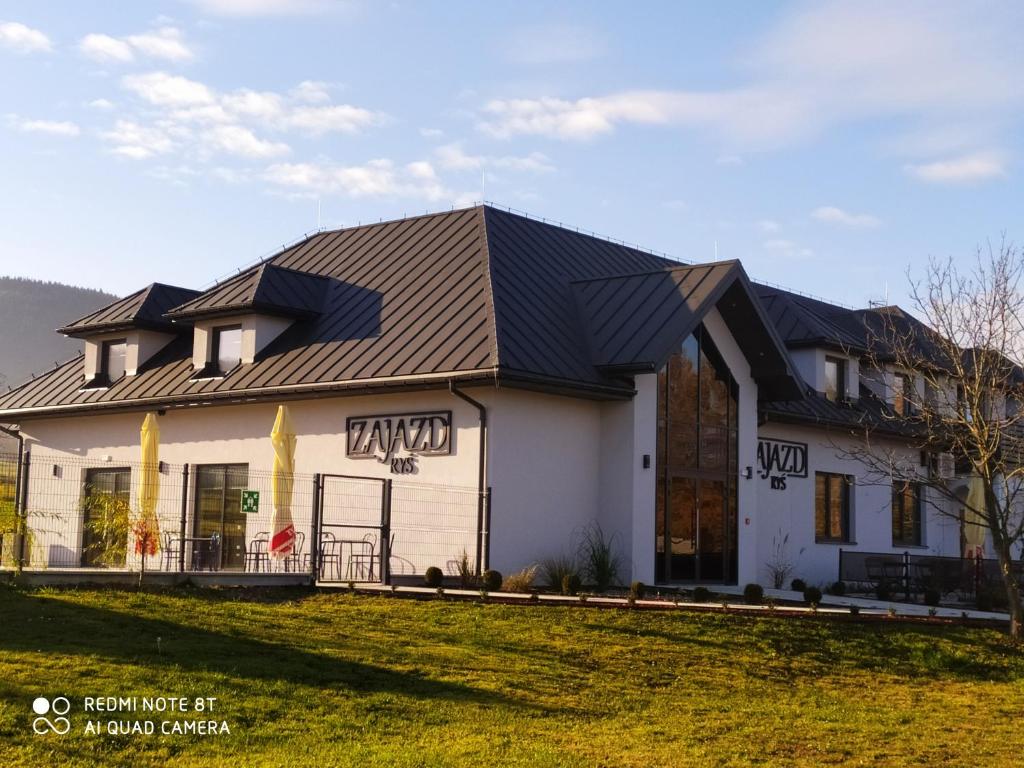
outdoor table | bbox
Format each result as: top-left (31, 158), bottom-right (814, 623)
top-left (183, 536), bottom-right (221, 571)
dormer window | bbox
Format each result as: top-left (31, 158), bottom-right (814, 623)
top-left (824, 356), bottom-right (846, 402)
top-left (212, 325), bottom-right (242, 375)
top-left (102, 339), bottom-right (127, 382)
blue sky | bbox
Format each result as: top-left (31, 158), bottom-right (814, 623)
top-left (0, 1), bottom-right (1021, 308)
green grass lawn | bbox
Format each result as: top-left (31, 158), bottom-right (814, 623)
top-left (0, 586), bottom-right (1021, 767)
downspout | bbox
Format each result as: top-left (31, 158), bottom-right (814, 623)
top-left (449, 381), bottom-right (488, 575)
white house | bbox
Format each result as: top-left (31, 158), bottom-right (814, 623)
top-left (0, 205), bottom-right (985, 588)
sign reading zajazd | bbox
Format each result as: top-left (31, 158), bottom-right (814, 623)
top-left (346, 411), bottom-right (452, 475)
top-left (757, 438), bottom-right (808, 490)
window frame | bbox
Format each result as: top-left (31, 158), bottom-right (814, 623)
top-left (99, 337), bottom-right (128, 385)
top-left (891, 479), bottom-right (923, 546)
top-left (893, 372), bottom-right (913, 416)
top-left (211, 324), bottom-right (243, 376)
top-left (824, 356), bottom-right (846, 403)
top-left (815, 471), bottom-right (852, 543)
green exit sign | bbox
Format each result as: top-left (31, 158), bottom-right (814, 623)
top-left (241, 490), bottom-right (260, 514)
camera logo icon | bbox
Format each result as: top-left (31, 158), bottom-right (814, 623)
top-left (32, 697), bottom-right (71, 735)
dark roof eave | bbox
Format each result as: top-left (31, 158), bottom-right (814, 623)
top-left (57, 320), bottom-right (181, 338)
top-left (758, 405), bottom-right (919, 440)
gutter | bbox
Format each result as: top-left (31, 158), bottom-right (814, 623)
top-left (449, 381), bottom-right (489, 575)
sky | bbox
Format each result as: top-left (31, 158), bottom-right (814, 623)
top-left (0, 0), bottom-right (1021, 309)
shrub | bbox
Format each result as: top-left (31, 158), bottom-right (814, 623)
top-left (630, 581), bottom-right (646, 599)
top-left (692, 586), bottom-right (712, 603)
top-left (803, 586), bottom-right (823, 605)
top-left (790, 578), bottom-right (806, 592)
top-left (830, 581), bottom-right (846, 597)
top-left (928, 607), bottom-right (938, 617)
top-left (501, 565), bottom-right (538, 593)
top-left (743, 583), bottom-right (764, 605)
top-left (561, 572), bottom-right (582, 596)
top-left (424, 566), bottom-right (444, 587)
top-left (539, 554), bottom-right (579, 592)
top-left (578, 523), bottom-right (622, 592)
top-left (455, 550), bottom-right (475, 588)
top-left (849, 604), bottom-right (860, 616)
top-left (976, 590), bottom-right (994, 612)
top-left (875, 581), bottom-right (892, 601)
top-left (923, 588), bottom-right (941, 607)
top-left (481, 569), bottom-right (502, 592)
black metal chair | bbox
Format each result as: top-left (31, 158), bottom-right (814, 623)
top-left (244, 532), bottom-right (270, 573)
top-left (316, 531), bottom-right (340, 580)
top-left (161, 531), bottom-right (181, 571)
top-left (280, 530), bottom-right (305, 573)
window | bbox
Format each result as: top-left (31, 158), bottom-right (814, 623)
top-left (815, 472), bottom-right (852, 542)
top-left (81, 467), bottom-right (131, 567)
top-left (893, 373), bottom-right (913, 416)
top-left (824, 357), bottom-right (846, 402)
top-left (892, 480), bottom-right (922, 546)
top-left (101, 339), bottom-right (127, 382)
top-left (212, 326), bottom-right (242, 374)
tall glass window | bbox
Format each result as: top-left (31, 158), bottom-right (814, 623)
top-left (656, 325), bottom-right (739, 583)
top-left (824, 357), bottom-right (845, 402)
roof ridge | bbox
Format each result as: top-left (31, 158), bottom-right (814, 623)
top-left (478, 206), bottom-right (502, 372)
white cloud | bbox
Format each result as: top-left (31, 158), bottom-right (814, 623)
top-left (0, 21), bottom-right (52, 54)
top-left (811, 206), bottom-right (880, 228)
top-left (88, 98), bottom-right (115, 110)
top-left (905, 152), bottom-right (1007, 184)
top-left (420, 127), bottom-right (444, 139)
top-left (101, 120), bottom-right (175, 158)
top-left (221, 88), bottom-right (283, 120)
top-left (79, 33), bottom-right (134, 62)
top-left (80, 26), bottom-right (194, 64)
top-left (11, 118), bottom-right (80, 137)
top-left (264, 158), bottom-right (450, 201)
top-left (290, 80), bottom-right (332, 104)
top-left (122, 72), bottom-right (214, 107)
top-left (203, 124), bottom-right (289, 158)
top-left (504, 24), bottom-right (606, 65)
top-left (186, 0), bottom-right (334, 16)
top-left (764, 239), bottom-right (813, 259)
top-left (283, 104), bottom-right (382, 135)
top-left (434, 142), bottom-right (553, 173)
top-left (758, 219), bottom-right (780, 233)
top-left (477, 2), bottom-right (1023, 156)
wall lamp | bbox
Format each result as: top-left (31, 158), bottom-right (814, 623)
top-left (742, 466), bottom-right (753, 480)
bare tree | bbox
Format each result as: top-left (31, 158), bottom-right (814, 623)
top-left (841, 241), bottom-right (1024, 638)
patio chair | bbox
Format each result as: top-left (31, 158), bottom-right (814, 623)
top-left (316, 531), bottom-right (340, 580)
top-left (349, 532), bottom-right (395, 581)
top-left (282, 530), bottom-right (305, 573)
top-left (161, 531), bottom-right (181, 571)
top-left (244, 532), bottom-right (270, 573)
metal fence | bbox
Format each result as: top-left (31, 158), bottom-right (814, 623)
top-left (0, 451), bottom-right (486, 584)
top-left (838, 548), bottom-right (1023, 600)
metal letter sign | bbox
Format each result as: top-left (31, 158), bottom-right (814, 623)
top-left (241, 490), bottom-right (260, 513)
top-left (346, 411), bottom-right (452, 474)
top-left (757, 438), bottom-right (808, 491)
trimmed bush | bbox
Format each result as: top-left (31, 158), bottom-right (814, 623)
top-left (923, 588), bottom-right (941, 607)
top-left (630, 581), bottom-right (646, 599)
top-left (830, 581), bottom-right (846, 597)
top-left (875, 581), bottom-right (892, 601)
top-left (976, 590), bottom-right (994, 612)
top-left (790, 578), bottom-right (806, 592)
top-left (743, 583), bottom-right (764, 605)
top-left (561, 572), bottom-right (582, 596)
top-left (578, 522), bottom-right (621, 593)
top-left (539, 554), bottom-right (579, 592)
top-left (803, 586), bottom-right (823, 605)
top-left (692, 586), bottom-right (712, 603)
top-left (424, 567), bottom-right (444, 587)
top-left (849, 604), bottom-right (860, 616)
top-left (482, 569), bottom-right (502, 592)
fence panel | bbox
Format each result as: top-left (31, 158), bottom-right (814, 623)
top-left (389, 481), bottom-right (480, 579)
top-left (316, 474), bottom-right (386, 583)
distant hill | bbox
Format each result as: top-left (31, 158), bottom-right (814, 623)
top-left (0, 277), bottom-right (118, 390)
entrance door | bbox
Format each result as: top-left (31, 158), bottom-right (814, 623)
top-left (81, 467), bottom-right (131, 567)
top-left (194, 464), bottom-right (248, 569)
top-left (655, 325), bottom-right (739, 584)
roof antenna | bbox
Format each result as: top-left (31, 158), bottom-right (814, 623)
top-left (481, 169), bottom-right (486, 200)
top-left (316, 198), bottom-right (321, 230)
top-left (714, 240), bottom-right (719, 260)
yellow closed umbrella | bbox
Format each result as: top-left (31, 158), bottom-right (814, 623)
top-left (137, 412), bottom-right (160, 559)
top-left (269, 405), bottom-right (297, 559)
top-left (964, 475), bottom-right (987, 557)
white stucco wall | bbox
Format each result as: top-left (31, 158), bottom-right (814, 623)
top-left (755, 420), bottom-right (962, 589)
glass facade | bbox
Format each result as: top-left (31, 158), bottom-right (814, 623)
top-left (194, 464), bottom-right (249, 569)
top-left (655, 325), bottom-right (739, 583)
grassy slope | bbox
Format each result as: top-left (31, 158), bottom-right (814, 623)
top-left (0, 587), bottom-right (1021, 767)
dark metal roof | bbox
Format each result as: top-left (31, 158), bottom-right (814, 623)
top-left (753, 284), bottom-right (867, 352)
top-left (761, 384), bottom-right (919, 439)
top-left (166, 263), bottom-right (329, 321)
top-left (573, 261), bottom-right (802, 400)
top-left (0, 205), bottom-right (803, 418)
top-left (57, 283), bottom-right (199, 337)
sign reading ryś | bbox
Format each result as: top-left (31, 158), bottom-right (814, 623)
top-left (240, 490), bottom-right (260, 514)
top-left (346, 411), bottom-right (452, 475)
top-left (757, 438), bottom-right (808, 490)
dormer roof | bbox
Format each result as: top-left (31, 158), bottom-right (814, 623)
top-left (57, 283), bottom-right (199, 338)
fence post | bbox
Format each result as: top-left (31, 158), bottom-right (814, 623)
top-left (838, 548), bottom-right (843, 585)
top-left (310, 473), bottom-right (321, 582)
top-left (16, 450), bottom-right (30, 570)
top-left (482, 487), bottom-right (491, 574)
top-left (903, 551), bottom-right (911, 601)
top-left (178, 464), bottom-right (189, 573)
top-left (381, 478), bottom-right (392, 586)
